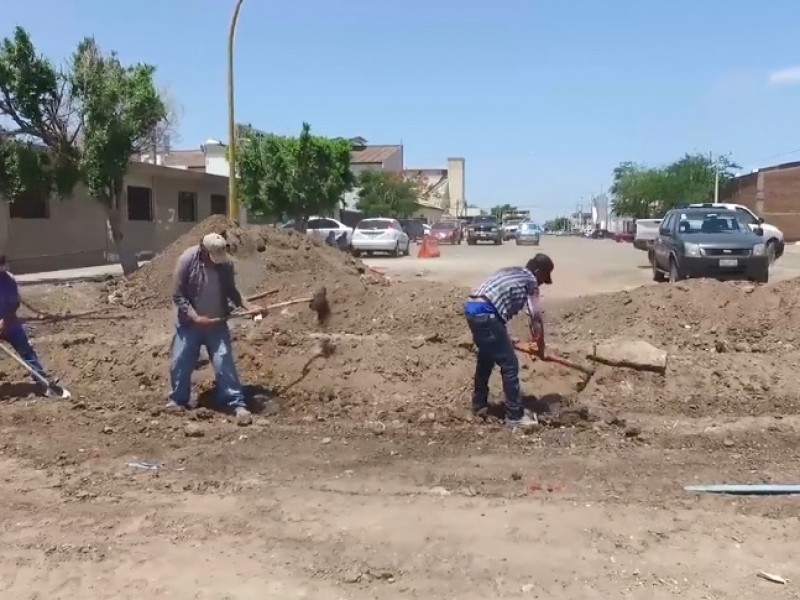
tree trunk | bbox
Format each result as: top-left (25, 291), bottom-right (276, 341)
top-left (105, 204), bottom-right (139, 276)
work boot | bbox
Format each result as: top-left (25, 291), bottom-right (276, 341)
top-left (234, 406), bottom-right (253, 426)
top-left (472, 406), bottom-right (489, 420)
top-left (505, 412), bottom-right (539, 428)
top-left (164, 401), bottom-right (187, 414)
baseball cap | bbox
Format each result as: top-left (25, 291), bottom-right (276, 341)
top-left (526, 253), bottom-right (554, 284)
top-left (201, 233), bottom-right (230, 264)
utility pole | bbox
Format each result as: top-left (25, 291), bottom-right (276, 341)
top-left (227, 0), bottom-right (246, 222)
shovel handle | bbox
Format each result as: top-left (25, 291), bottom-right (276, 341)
top-left (266, 297), bottom-right (313, 310)
top-left (245, 288), bottom-right (280, 302)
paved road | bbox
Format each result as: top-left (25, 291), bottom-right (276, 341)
top-left (15, 238), bottom-right (800, 300)
top-left (365, 237), bottom-right (800, 299)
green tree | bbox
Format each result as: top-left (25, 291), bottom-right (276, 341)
top-left (237, 122), bottom-right (354, 230)
top-left (490, 204), bottom-right (518, 219)
top-left (610, 153), bottom-right (740, 218)
top-left (544, 216), bottom-right (570, 231)
top-left (355, 170), bottom-right (420, 218)
top-left (0, 27), bottom-right (168, 274)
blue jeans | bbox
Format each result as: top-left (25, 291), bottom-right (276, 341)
top-left (2, 326), bottom-right (49, 385)
top-left (169, 322), bottom-right (245, 409)
top-left (464, 312), bottom-right (522, 420)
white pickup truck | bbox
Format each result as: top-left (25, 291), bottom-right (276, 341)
top-left (634, 203), bottom-right (785, 263)
top-left (633, 219), bottom-right (662, 252)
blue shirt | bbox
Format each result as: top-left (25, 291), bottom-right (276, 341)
top-left (0, 272), bottom-right (23, 335)
top-left (469, 267), bottom-right (541, 323)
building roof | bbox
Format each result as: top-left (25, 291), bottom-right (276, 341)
top-left (350, 145), bottom-right (401, 165)
top-left (160, 150), bottom-right (206, 170)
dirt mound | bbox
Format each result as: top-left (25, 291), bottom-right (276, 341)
top-left (555, 279), bottom-right (783, 352)
top-left (110, 216), bottom-right (371, 310)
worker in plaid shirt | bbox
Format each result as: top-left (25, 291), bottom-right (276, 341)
top-left (463, 253), bottom-right (554, 427)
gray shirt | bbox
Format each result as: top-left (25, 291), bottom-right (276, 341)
top-left (193, 265), bottom-right (225, 319)
top-left (172, 245), bottom-right (244, 325)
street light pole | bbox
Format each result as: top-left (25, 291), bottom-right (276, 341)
top-left (227, 0), bottom-right (245, 222)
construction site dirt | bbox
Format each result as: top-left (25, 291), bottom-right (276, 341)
top-left (2, 220), bottom-right (800, 599)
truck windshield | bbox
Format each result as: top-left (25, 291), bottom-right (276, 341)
top-left (678, 213), bottom-right (741, 234)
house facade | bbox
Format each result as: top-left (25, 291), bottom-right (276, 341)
top-left (1, 161), bottom-right (229, 274)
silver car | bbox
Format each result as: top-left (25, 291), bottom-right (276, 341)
top-left (515, 222), bottom-right (541, 246)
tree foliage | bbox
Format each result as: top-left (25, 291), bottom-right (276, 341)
top-left (610, 153), bottom-right (740, 218)
top-left (0, 26), bottom-right (168, 273)
top-left (237, 122), bottom-right (355, 229)
top-left (544, 216), bottom-right (570, 231)
top-left (489, 204), bottom-right (518, 219)
top-left (355, 170), bottom-right (420, 218)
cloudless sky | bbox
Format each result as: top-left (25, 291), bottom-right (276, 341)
top-left (5, 0), bottom-right (800, 219)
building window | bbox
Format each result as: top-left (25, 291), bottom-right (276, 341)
top-left (210, 194), bottom-right (227, 215)
top-left (9, 190), bottom-right (49, 219)
top-left (127, 186), bottom-right (153, 221)
top-left (178, 191), bottom-right (197, 222)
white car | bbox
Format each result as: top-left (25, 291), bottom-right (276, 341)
top-left (686, 203), bottom-right (784, 262)
top-left (282, 216), bottom-right (353, 245)
top-left (351, 218), bottom-right (411, 257)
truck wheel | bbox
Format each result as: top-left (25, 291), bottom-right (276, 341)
top-left (754, 270), bottom-right (769, 284)
top-left (494, 238), bottom-right (502, 245)
top-left (669, 258), bottom-right (684, 282)
top-left (767, 239), bottom-right (778, 265)
top-left (652, 257), bottom-right (666, 282)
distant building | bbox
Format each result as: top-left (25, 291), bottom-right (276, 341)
top-left (138, 137), bottom-right (465, 224)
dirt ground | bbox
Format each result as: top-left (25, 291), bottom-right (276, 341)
top-left (2, 223), bottom-right (800, 599)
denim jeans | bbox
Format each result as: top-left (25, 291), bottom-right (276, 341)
top-left (169, 322), bottom-right (245, 409)
top-left (2, 326), bottom-right (49, 385)
top-left (464, 312), bottom-right (522, 420)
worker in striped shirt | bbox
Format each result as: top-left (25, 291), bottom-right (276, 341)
top-left (463, 253), bottom-right (554, 427)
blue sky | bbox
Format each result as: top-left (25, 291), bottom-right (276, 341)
top-left (5, 0), bottom-right (800, 219)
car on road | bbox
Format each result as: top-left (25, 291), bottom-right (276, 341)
top-left (351, 218), bottom-right (411, 257)
top-left (515, 222), bottom-right (541, 246)
top-left (502, 219), bottom-right (523, 241)
top-left (633, 218), bottom-right (662, 252)
top-left (430, 220), bottom-right (463, 245)
top-left (281, 216), bottom-right (353, 246)
top-left (466, 216), bottom-right (503, 245)
top-left (685, 202), bottom-right (784, 264)
top-left (650, 207), bottom-right (769, 283)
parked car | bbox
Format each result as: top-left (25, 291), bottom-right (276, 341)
top-left (351, 218), bottom-right (411, 257)
top-left (466, 216), bottom-right (503, 245)
top-left (281, 216), bottom-right (353, 246)
top-left (398, 218), bottom-right (427, 242)
top-left (515, 222), bottom-right (541, 246)
top-left (651, 207), bottom-right (769, 283)
top-left (685, 203), bottom-right (784, 264)
top-left (430, 221), bottom-right (463, 244)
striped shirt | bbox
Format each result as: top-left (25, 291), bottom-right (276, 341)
top-left (470, 267), bottom-right (541, 323)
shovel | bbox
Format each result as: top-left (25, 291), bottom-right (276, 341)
top-left (0, 341), bottom-right (72, 399)
top-left (513, 341), bottom-right (594, 376)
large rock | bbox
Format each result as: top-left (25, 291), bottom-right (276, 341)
top-left (590, 339), bottom-right (668, 374)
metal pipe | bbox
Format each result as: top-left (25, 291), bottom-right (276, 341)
top-left (227, 0), bottom-right (245, 222)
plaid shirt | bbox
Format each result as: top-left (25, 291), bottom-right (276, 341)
top-left (471, 267), bottom-right (541, 324)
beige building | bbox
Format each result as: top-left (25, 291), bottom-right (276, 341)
top-left (1, 161), bottom-right (229, 274)
top-left (155, 138), bottom-right (461, 224)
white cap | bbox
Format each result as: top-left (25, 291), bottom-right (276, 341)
top-left (201, 233), bottom-right (230, 264)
